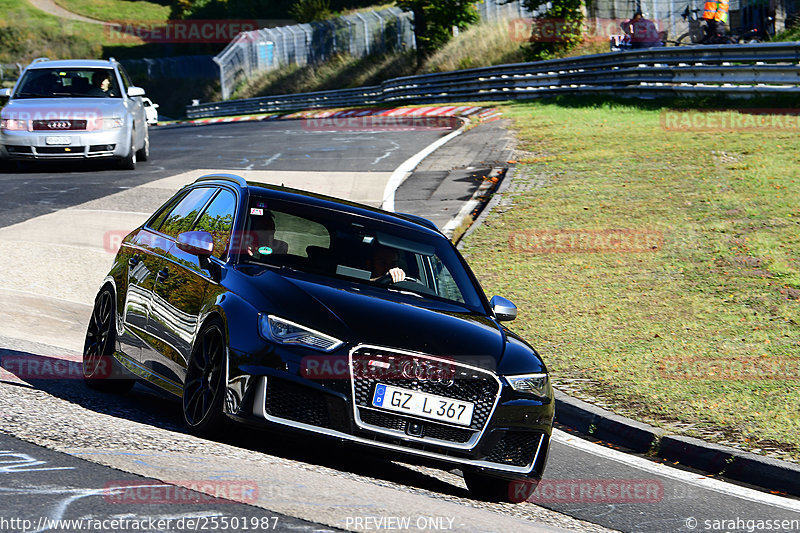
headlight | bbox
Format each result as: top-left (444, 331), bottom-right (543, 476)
top-left (506, 373), bottom-right (550, 397)
top-left (258, 314), bottom-right (343, 352)
top-left (1, 118), bottom-right (29, 131)
top-left (104, 117), bottom-right (124, 129)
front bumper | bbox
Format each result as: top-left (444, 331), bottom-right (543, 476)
top-left (0, 128), bottom-right (129, 160)
top-left (226, 344), bottom-right (554, 479)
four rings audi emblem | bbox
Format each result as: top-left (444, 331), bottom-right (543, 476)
top-left (47, 121), bottom-right (71, 129)
top-left (401, 360), bottom-right (455, 387)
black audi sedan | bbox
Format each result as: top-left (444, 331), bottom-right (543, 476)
top-left (83, 173), bottom-right (553, 502)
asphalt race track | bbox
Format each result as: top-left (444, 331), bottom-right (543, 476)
top-left (0, 119), bottom-right (798, 533)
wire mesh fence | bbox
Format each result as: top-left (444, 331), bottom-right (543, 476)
top-left (214, 7), bottom-right (416, 100)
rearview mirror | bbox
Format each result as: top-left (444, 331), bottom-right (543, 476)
top-left (490, 295), bottom-right (517, 321)
top-left (176, 231), bottom-right (213, 257)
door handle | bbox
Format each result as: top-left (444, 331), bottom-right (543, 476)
top-left (157, 268), bottom-right (169, 281)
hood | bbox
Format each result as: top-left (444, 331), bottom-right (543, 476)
top-left (236, 266), bottom-right (507, 362)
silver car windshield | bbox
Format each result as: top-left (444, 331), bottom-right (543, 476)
top-left (14, 68), bottom-right (122, 99)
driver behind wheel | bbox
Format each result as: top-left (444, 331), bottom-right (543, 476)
top-left (368, 245), bottom-right (406, 283)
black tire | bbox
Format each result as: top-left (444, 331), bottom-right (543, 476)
top-left (182, 319), bottom-right (228, 436)
top-left (136, 127), bottom-right (150, 162)
top-left (83, 288), bottom-right (134, 393)
top-left (118, 134), bottom-right (137, 170)
top-left (463, 470), bottom-right (540, 503)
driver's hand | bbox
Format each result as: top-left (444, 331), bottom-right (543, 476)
top-left (388, 267), bottom-right (406, 283)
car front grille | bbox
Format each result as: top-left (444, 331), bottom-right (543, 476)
top-left (484, 431), bottom-right (543, 467)
top-left (349, 346), bottom-right (500, 447)
top-left (32, 119), bottom-right (87, 131)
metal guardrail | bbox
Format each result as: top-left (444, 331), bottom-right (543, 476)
top-left (187, 43), bottom-right (800, 119)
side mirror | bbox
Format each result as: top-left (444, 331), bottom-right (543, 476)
top-left (0, 88), bottom-right (11, 98)
top-left (490, 295), bottom-right (517, 322)
top-left (176, 231), bottom-right (213, 257)
top-left (152, 103), bottom-right (159, 108)
top-left (127, 86), bottom-right (145, 98)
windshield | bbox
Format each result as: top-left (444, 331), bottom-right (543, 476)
top-left (237, 197), bottom-right (487, 312)
top-left (14, 68), bottom-right (121, 99)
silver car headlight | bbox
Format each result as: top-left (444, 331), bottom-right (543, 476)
top-left (258, 314), bottom-right (343, 352)
top-left (0, 118), bottom-right (29, 131)
top-left (104, 117), bottom-right (124, 129)
top-left (506, 373), bottom-right (550, 397)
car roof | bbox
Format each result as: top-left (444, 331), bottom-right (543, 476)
top-left (27, 60), bottom-right (115, 69)
top-left (193, 174), bottom-right (443, 237)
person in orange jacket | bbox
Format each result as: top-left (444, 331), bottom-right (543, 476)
top-left (702, 0), bottom-right (730, 39)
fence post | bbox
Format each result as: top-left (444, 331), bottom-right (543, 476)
top-left (355, 13), bottom-right (370, 56)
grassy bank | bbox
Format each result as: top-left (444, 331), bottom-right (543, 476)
top-left (53, 0), bottom-right (170, 22)
top-left (0, 0), bottom-right (106, 63)
top-left (0, 0), bottom-right (153, 64)
top-left (460, 98), bottom-right (800, 462)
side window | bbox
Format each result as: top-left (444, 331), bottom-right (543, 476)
top-left (155, 187), bottom-right (215, 239)
top-left (148, 191), bottom-right (188, 231)
top-left (430, 256), bottom-right (465, 303)
top-left (193, 189), bottom-right (236, 259)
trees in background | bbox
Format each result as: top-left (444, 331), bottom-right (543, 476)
top-left (397, 0), bottom-right (478, 60)
top-left (521, 0), bottom-right (585, 60)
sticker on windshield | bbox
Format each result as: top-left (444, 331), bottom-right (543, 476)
top-left (258, 246), bottom-right (273, 255)
top-left (250, 208), bottom-right (264, 216)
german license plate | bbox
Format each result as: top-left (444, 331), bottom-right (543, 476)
top-left (45, 136), bottom-right (71, 145)
top-left (371, 383), bottom-right (474, 426)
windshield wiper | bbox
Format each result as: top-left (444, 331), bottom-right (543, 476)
top-left (14, 92), bottom-right (53, 98)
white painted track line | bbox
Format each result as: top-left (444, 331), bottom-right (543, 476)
top-left (553, 429), bottom-right (800, 513)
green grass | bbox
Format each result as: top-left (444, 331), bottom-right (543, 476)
top-left (0, 0), bottom-right (149, 64)
top-left (460, 97), bottom-right (800, 462)
top-left (53, 0), bottom-right (170, 22)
